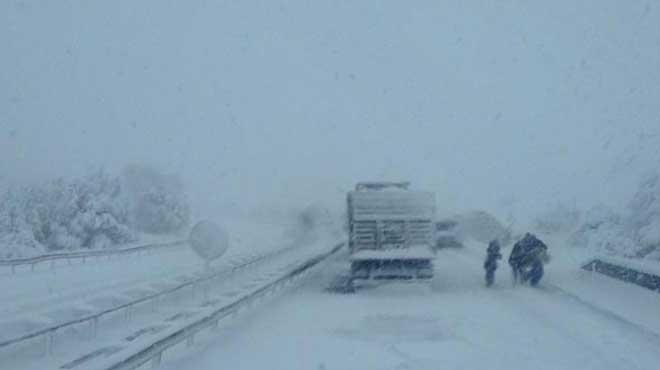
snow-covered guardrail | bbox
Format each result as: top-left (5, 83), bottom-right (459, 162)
top-left (582, 258), bottom-right (660, 292)
top-left (97, 242), bottom-right (344, 370)
top-left (0, 241), bottom-right (187, 274)
top-left (0, 243), bottom-right (301, 355)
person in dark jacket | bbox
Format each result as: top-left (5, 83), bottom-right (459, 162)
top-left (484, 239), bottom-right (502, 287)
top-left (508, 233), bottom-right (549, 286)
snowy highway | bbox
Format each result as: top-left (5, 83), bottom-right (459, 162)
top-left (0, 245), bottom-right (200, 325)
top-left (159, 242), bottom-right (660, 370)
top-left (0, 220), bottom-right (327, 370)
top-left (3, 0), bottom-right (660, 369)
top-left (0, 221), bottom-right (293, 332)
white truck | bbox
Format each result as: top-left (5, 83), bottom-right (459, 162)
top-left (347, 182), bottom-right (436, 280)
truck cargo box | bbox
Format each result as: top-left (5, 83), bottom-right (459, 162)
top-left (347, 182), bottom-right (436, 280)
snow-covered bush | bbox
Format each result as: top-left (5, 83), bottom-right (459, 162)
top-left (569, 205), bottom-right (636, 256)
top-left (121, 164), bottom-right (190, 234)
top-left (627, 172), bottom-right (660, 259)
top-left (0, 189), bottom-right (44, 258)
top-left (571, 173), bottom-right (660, 260)
top-left (0, 165), bottom-right (190, 258)
top-left (0, 170), bottom-right (136, 257)
top-left (131, 187), bottom-right (190, 234)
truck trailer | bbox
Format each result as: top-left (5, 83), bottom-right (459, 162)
top-left (347, 182), bottom-right (436, 280)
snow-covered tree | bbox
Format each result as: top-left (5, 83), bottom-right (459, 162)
top-left (34, 170), bottom-right (135, 250)
top-left (569, 205), bottom-right (635, 256)
top-left (0, 170), bottom-right (183, 258)
top-left (0, 188), bottom-right (44, 258)
top-left (121, 164), bottom-right (190, 234)
top-left (627, 172), bottom-right (660, 259)
top-left (571, 173), bottom-right (660, 260)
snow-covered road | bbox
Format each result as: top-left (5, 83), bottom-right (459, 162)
top-left (0, 245), bottom-right (200, 323)
top-left (0, 220), bottom-right (294, 329)
top-left (0, 218), bottom-right (321, 369)
top-left (161, 242), bottom-right (660, 370)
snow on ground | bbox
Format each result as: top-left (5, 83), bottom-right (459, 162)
top-left (0, 215), bottom-right (306, 365)
top-left (0, 215), bottom-right (291, 319)
top-left (3, 230), bottom-right (341, 370)
top-left (160, 240), bottom-right (660, 370)
top-left (0, 246), bottom-right (198, 326)
top-left (541, 235), bottom-right (660, 339)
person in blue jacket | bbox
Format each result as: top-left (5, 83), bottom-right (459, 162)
top-left (508, 233), bottom-right (550, 286)
top-left (484, 239), bottom-right (502, 287)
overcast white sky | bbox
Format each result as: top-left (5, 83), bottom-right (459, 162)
top-left (1, 1), bottom-right (659, 223)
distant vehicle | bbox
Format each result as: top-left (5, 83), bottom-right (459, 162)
top-left (347, 182), bottom-right (436, 280)
top-left (434, 219), bottom-right (464, 249)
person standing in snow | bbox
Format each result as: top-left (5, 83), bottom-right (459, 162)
top-left (508, 233), bottom-right (550, 286)
top-left (484, 239), bottom-right (502, 287)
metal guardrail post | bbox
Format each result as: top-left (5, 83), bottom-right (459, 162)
top-left (91, 317), bottom-right (99, 339)
top-left (151, 296), bottom-right (159, 313)
top-left (45, 330), bottom-right (55, 356)
top-left (151, 352), bottom-right (162, 368)
top-left (202, 283), bottom-right (210, 304)
top-left (125, 305), bottom-right (132, 321)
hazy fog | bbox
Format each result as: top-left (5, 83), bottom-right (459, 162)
top-left (2, 1), bottom-right (659, 223)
